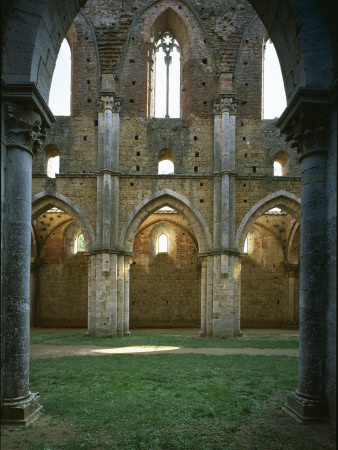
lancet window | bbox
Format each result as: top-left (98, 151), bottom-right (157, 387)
top-left (154, 32), bottom-right (181, 118)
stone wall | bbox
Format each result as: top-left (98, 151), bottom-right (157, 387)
top-left (241, 212), bottom-right (299, 327)
top-left (130, 212), bottom-right (200, 327)
top-left (30, 0), bottom-right (302, 332)
top-left (34, 219), bottom-right (88, 327)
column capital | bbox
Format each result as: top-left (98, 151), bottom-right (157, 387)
top-left (213, 93), bottom-right (237, 115)
top-left (124, 255), bottom-right (133, 267)
top-left (1, 80), bottom-right (55, 127)
top-left (277, 87), bottom-right (333, 160)
top-left (5, 103), bottom-right (46, 155)
top-left (97, 91), bottom-right (121, 112)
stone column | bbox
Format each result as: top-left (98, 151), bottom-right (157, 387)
top-left (206, 256), bottom-right (214, 337)
top-left (123, 256), bottom-right (132, 336)
top-left (199, 256), bottom-right (207, 337)
top-left (1, 104), bottom-right (45, 424)
top-left (97, 93), bottom-right (120, 250)
top-left (88, 91), bottom-right (124, 337)
top-left (117, 254), bottom-right (125, 336)
top-left (212, 91), bottom-right (239, 337)
top-left (278, 93), bottom-right (330, 421)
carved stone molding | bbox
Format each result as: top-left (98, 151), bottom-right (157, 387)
top-left (124, 255), bottom-right (133, 267)
top-left (97, 92), bottom-right (121, 113)
top-left (5, 104), bottom-right (46, 155)
top-left (277, 88), bottom-right (332, 160)
top-left (213, 93), bottom-right (237, 115)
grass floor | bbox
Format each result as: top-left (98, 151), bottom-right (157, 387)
top-left (30, 329), bottom-right (300, 349)
top-left (1, 331), bottom-right (335, 449)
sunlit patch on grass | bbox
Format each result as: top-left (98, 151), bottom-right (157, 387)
top-left (92, 345), bottom-right (180, 354)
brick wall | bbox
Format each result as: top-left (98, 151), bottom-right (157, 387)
top-left (130, 212), bottom-right (201, 327)
top-left (34, 216), bottom-right (88, 327)
top-left (241, 213), bottom-right (299, 327)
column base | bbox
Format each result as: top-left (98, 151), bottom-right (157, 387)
top-left (1, 392), bottom-right (43, 425)
top-left (123, 331), bottom-right (131, 337)
top-left (283, 391), bottom-right (327, 423)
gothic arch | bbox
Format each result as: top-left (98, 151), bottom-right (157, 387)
top-left (236, 190), bottom-right (301, 252)
top-left (120, 189), bottom-right (212, 254)
top-left (2, 1), bottom-right (334, 105)
top-left (249, 0), bottom-right (335, 100)
top-left (32, 192), bottom-right (95, 250)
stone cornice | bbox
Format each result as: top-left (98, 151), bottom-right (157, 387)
top-left (199, 250), bottom-right (241, 258)
top-left (1, 80), bottom-right (55, 128)
top-left (276, 86), bottom-right (335, 159)
top-left (85, 249), bottom-right (133, 257)
top-left (277, 86), bottom-right (335, 134)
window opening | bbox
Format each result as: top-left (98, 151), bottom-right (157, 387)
top-left (49, 39), bottom-right (71, 115)
top-left (273, 161), bottom-right (282, 176)
top-left (263, 40), bottom-right (286, 119)
top-left (244, 237), bottom-right (248, 253)
top-left (74, 233), bottom-right (86, 253)
top-left (157, 233), bottom-right (168, 254)
top-left (155, 32), bottom-right (181, 118)
top-left (273, 151), bottom-right (290, 176)
top-left (158, 206), bottom-right (174, 212)
top-left (158, 148), bottom-right (174, 174)
top-left (265, 207), bottom-right (283, 214)
top-left (158, 159), bottom-right (174, 174)
top-left (46, 155), bottom-right (59, 178)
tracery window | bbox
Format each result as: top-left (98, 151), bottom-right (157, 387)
top-left (154, 32), bottom-right (181, 118)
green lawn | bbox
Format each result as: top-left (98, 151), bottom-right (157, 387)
top-left (30, 330), bottom-right (299, 349)
top-left (2, 331), bottom-right (334, 449)
top-left (28, 354), bottom-right (301, 449)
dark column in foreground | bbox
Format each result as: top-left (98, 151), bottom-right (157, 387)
top-left (1, 86), bottom-right (53, 425)
top-left (278, 89), bottom-right (331, 422)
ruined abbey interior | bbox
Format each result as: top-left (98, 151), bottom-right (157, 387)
top-left (1, 0), bottom-right (336, 427)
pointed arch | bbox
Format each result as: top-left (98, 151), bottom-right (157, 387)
top-left (32, 192), bottom-right (95, 250)
top-left (119, 0), bottom-right (215, 118)
top-left (120, 189), bottom-right (212, 254)
top-left (235, 190), bottom-right (301, 252)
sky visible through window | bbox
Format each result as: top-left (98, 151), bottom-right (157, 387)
top-left (154, 36), bottom-right (180, 118)
top-left (49, 39), bottom-right (286, 119)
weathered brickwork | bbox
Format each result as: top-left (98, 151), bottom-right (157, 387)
top-left (31, 214), bottom-right (88, 327)
top-left (2, 0), bottom-right (335, 427)
top-left (241, 213), bottom-right (299, 327)
top-left (130, 212), bottom-right (200, 327)
top-left (31, 0), bottom-right (302, 333)
top-left (235, 177), bottom-right (301, 232)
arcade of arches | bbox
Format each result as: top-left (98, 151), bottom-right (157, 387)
top-left (1, 0), bottom-right (336, 427)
